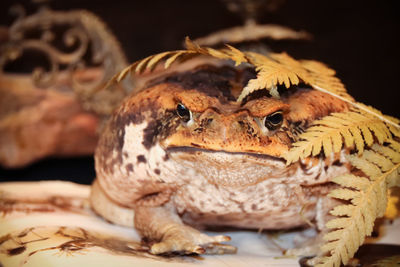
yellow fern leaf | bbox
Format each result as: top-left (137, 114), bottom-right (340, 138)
top-left (388, 139), bottom-right (400, 152)
top-left (315, 144), bottom-right (400, 267)
top-left (185, 37), bottom-right (246, 64)
top-left (163, 51), bottom-right (185, 68)
top-left (329, 204), bottom-right (355, 217)
top-left (270, 53), bottom-right (312, 84)
top-left (383, 115), bottom-right (400, 137)
top-left (330, 174), bottom-right (370, 191)
top-left (146, 51), bottom-right (175, 70)
top-left (347, 154), bottom-right (383, 177)
top-left (237, 52), bottom-right (309, 101)
top-left (310, 74), bottom-right (352, 101)
top-left (223, 44), bottom-right (248, 66)
top-left (284, 110), bottom-right (396, 164)
top-left (184, 36), bottom-right (208, 54)
top-left (351, 103), bottom-right (400, 131)
top-left (300, 60), bottom-right (336, 76)
top-left (363, 150), bottom-right (394, 171)
top-left (388, 124), bottom-right (400, 138)
top-left (377, 140), bottom-right (400, 187)
top-left (111, 49), bottom-right (189, 83)
top-left (237, 51), bottom-right (353, 102)
top-left (135, 55), bottom-right (154, 73)
top-left (107, 38), bottom-right (252, 89)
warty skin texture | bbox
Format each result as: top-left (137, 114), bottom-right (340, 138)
top-left (91, 64), bottom-right (350, 255)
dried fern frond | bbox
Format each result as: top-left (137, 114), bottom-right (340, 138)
top-left (237, 52), bottom-right (306, 101)
top-left (106, 37), bottom-right (352, 105)
top-left (315, 142), bottom-right (400, 267)
top-left (284, 109), bottom-right (397, 164)
top-left (355, 103), bottom-right (400, 137)
top-left (110, 37), bottom-right (245, 86)
top-left (236, 52), bottom-right (353, 102)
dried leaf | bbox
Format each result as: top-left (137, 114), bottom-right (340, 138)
top-left (284, 110), bottom-right (395, 164)
top-left (315, 144), bottom-right (400, 267)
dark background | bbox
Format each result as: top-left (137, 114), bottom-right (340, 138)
top-left (0, 0), bottom-right (399, 184)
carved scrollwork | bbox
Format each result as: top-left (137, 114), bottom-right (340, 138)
top-left (0, 4), bottom-right (130, 115)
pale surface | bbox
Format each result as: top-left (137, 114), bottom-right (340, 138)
top-left (0, 181), bottom-right (399, 267)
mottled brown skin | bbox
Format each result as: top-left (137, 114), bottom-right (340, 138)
top-left (90, 64), bottom-right (350, 255)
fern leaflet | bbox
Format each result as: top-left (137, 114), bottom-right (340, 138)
top-left (284, 109), bottom-right (397, 164)
top-left (315, 142), bottom-right (400, 267)
top-left (236, 52), bottom-right (353, 102)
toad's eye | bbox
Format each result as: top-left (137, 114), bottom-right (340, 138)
top-left (176, 103), bottom-right (192, 123)
top-left (263, 111), bottom-right (283, 130)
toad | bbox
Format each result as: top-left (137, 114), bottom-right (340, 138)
top-left (90, 63), bottom-right (350, 255)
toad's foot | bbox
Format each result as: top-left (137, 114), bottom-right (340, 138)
top-left (284, 244), bottom-right (320, 258)
top-left (284, 243), bottom-right (321, 267)
top-left (284, 230), bottom-right (324, 257)
top-left (134, 204), bottom-right (236, 255)
top-left (151, 224), bottom-right (235, 255)
top-left (284, 231), bottom-right (325, 266)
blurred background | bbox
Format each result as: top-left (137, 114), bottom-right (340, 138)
top-left (0, 0), bottom-right (399, 184)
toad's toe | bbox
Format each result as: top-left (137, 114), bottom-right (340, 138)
top-left (149, 226), bottom-right (234, 255)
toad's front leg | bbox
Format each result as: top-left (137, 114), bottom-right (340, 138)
top-left (134, 203), bottom-right (236, 255)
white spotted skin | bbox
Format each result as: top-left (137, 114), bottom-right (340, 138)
top-left (95, 121), bottom-right (169, 208)
top-left (122, 122), bottom-right (165, 179)
top-left (96, 118), bottom-right (349, 229)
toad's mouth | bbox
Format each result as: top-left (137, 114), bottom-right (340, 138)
top-left (160, 132), bottom-right (290, 158)
top-left (165, 146), bottom-right (297, 187)
top-left (163, 146), bottom-right (341, 188)
top-left (166, 146), bottom-right (286, 163)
